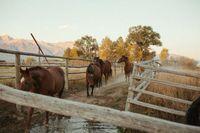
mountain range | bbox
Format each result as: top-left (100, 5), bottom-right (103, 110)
top-left (0, 35), bottom-right (74, 61)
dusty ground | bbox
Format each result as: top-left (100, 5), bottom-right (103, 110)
top-left (0, 74), bottom-right (129, 133)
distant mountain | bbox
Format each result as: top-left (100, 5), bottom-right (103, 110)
top-left (0, 35), bottom-right (74, 61)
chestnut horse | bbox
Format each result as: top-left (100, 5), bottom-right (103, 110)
top-left (86, 63), bottom-right (101, 96)
top-left (94, 57), bottom-right (112, 84)
top-left (117, 55), bottom-right (133, 82)
top-left (186, 96), bottom-right (200, 126)
top-left (19, 66), bottom-right (65, 133)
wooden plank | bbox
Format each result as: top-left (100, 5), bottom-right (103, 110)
top-left (0, 64), bottom-right (15, 67)
top-left (129, 99), bottom-right (186, 116)
top-left (68, 72), bottom-right (86, 74)
top-left (133, 76), bottom-right (200, 91)
top-left (0, 84), bottom-right (200, 133)
top-left (131, 89), bottom-right (192, 105)
top-left (133, 81), bottom-right (150, 101)
top-left (0, 48), bottom-right (93, 61)
top-left (0, 76), bottom-right (15, 79)
top-left (15, 54), bottom-right (20, 89)
top-left (135, 64), bottom-right (200, 78)
top-left (65, 59), bottom-right (69, 90)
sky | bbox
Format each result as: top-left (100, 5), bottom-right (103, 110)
top-left (0, 0), bottom-right (200, 60)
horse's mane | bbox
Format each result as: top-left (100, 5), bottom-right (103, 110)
top-left (28, 66), bottom-right (45, 71)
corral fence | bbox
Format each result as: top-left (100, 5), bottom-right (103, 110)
top-left (0, 48), bottom-right (122, 90)
top-left (0, 49), bottom-right (200, 132)
top-left (125, 59), bottom-right (200, 131)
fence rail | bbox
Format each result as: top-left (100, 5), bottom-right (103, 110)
top-left (0, 84), bottom-right (200, 133)
top-left (125, 59), bottom-right (200, 131)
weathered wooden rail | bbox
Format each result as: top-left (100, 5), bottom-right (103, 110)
top-left (0, 48), bottom-right (121, 89)
top-left (0, 84), bottom-right (200, 133)
top-left (126, 59), bottom-right (200, 118)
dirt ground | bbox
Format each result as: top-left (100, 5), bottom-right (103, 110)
top-left (0, 74), bottom-right (129, 133)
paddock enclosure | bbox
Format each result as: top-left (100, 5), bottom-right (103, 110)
top-left (0, 48), bottom-right (200, 133)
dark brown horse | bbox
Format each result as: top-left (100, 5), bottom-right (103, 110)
top-left (19, 66), bottom-right (65, 133)
top-left (103, 60), bottom-right (112, 84)
top-left (186, 96), bottom-right (200, 126)
top-left (94, 57), bottom-right (112, 84)
top-left (117, 55), bottom-right (133, 82)
top-left (86, 63), bottom-right (101, 96)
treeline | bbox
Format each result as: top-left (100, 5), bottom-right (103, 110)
top-left (63, 25), bottom-right (162, 62)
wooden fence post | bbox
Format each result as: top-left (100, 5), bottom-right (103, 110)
top-left (65, 58), bottom-right (69, 90)
top-left (114, 62), bottom-right (117, 77)
top-left (125, 64), bottom-right (136, 111)
top-left (15, 53), bottom-right (22, 113)
top-left (15, 54), bottom-right (20, 89)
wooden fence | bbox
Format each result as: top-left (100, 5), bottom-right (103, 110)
top-left (0, 48), bottom-right (121, 90)
top-left (126, 59), bottom-right (200, 118)
top-left (0, 84), bottom-right (200, 133)
top-left (1, 49), bottom-right (200, 132)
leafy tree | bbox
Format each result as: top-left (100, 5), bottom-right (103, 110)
top-left (160, 48), bottom-right (169, 62)
top-left (24, 57), bottom-right (36, 65)
top-left (126, 25), bottom-right (162, 60)
top-left (63, 48), bottom-right (71, 57)
top-left (69, 48), bottom-right (78, 57)
top-left (114, 37), bottom-right (127, 60)
top-left (74, 35), bottom-right (98, 59)
top-left (99, 37), bottom-right (114, 60)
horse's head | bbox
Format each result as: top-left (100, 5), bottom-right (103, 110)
top-left (93, 57), bottom-right (99, 62)
top-left (19, 68), bottom-right (38, 92)
top-left (117, 55), bottom-right (128, 63)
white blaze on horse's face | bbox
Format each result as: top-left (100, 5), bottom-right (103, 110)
top-left (20, 77), bottom-right (25, 83)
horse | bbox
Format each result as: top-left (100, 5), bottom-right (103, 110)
top-left (94, 57), bottom-right (112, 84)
top-left (19, 66), bottom-right (65, 133)
top-left (186, 96), bottom-right (200, 126)
top-left (86, 63), bottom-right (101, 97)
top-left (117, 55), bottom-right (133, 82)
top-left (103, 60), bottom-right (112, 84)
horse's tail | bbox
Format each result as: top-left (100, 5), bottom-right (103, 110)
top-left (186, 97), bottom-right (200, 125)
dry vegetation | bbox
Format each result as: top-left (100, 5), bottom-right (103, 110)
top-left (131, 66), bottom-right (200, 124)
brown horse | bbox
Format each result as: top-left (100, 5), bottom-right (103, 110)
top-left (94, 57), bottom-right (112, 84)
top-left (186, 96), bottom-right (200, 126)
top-left (117, 55), bottom-right (133, 82)
top-left (103, 60), bottom-right (112, 84)
top-left (86, 63), bottom-right (101, 96)
top-left (19, 66), bottom-right (65, 133)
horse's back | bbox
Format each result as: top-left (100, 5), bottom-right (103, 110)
top-left (47, 66), bottom-right (65, 94)
top-left (186, 97), bottom-right (200, 126)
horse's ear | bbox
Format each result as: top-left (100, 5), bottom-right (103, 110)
top-left (20, 68), bottom-right (25, 74)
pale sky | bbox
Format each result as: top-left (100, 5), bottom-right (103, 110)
top-left (0, 0), bottom-right (200, 60)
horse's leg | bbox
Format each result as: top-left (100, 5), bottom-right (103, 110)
top-left (25, 107), bottom-right (34, 133)
top-left (58, 87), bottom-right (64, 98)
top-left (105, 73), bottom-right (108, 85)
top-left (45, 111), bottom-right (49, 125)
top-left (87, 83), bottom-right (89, 97)
top-left (91, 86), bottom-right (94, 96)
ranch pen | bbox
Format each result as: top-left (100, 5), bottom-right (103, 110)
top-left (0, 48), bottom-right (200, 132)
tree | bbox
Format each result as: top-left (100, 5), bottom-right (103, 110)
top-left (160, 48), bottom-right (169, 62)
top-left (69, 48), bottom-right (78, 57)
top-left (114, 37), bottom-right (127, 60)
top-left (63, 48), bottom-right (71, 58)
top-left (74, 35), bottom-right (98, 59)
top-left (126, 25), bottom-right (162, 60)
top-left (99, 37), bottom-right (114, 60)
top-left (24, 57), bottom-right (36, 65)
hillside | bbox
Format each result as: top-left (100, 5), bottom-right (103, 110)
top-left (0, 35), bottom-right (74, 61)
